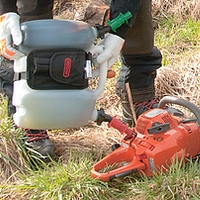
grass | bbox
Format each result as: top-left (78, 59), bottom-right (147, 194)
top-left (10, 152), bottom-right (113, 200)
top-left (131, 158), bottom-right (200, 200)
top-left (1, 1), bottom-right (200, 199)
top-left (1, 154), bottom-right (200, 199)
top-left (154, 16), bottom-right (200, 66)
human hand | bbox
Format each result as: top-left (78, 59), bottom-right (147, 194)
top-left (95, 33), bottom-right (124, 66)
top-left (0, 12), bottom-right (24, 60)
top-left (88, 33), bottom-right (124, 77)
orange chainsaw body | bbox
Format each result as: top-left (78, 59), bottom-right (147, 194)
top-left (91, 108), bottom-right (200, 181)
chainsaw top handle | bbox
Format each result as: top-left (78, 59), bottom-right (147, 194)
top-left (158, 96), bottom-right (200, 124)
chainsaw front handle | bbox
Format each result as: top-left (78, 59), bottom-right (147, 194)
top-left (91, 145), bottom-right (145, 182)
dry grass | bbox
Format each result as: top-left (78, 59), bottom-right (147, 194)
top-left (152, 0), bottom-right (200, 20)
top-left (0, 129), bottom-right (25, 183)
top-left (0, 96), bottom-right (26, 183)
top-left (156, 50), bottom-right (200, 105)
top-left (53, 0), bottom-right (200, 21)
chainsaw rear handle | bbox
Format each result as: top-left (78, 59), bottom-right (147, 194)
top-left (158, 96), bottom-right (200, 124)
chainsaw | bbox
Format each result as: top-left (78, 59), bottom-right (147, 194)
top-left (91, 96), bottom-right (200, 181)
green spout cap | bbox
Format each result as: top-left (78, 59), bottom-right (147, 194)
top-left (107, 11), bottom-right (132, 32)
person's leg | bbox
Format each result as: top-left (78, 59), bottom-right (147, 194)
top-left (116, 47), bottom-right (162, 126)
top-left (0, 55), bottom-right (56, 162)
top-left (115, 0), bottom-right (161, 126)
top-left (0, 56), bottom-right (16, 116)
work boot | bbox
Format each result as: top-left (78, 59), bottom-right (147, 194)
top-left (121, 97), bottom-right (158, 127)
top-left (23, 129), bottom-right (56, 163)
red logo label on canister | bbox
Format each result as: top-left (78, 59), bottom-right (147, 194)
top-left (63, 58), bottom-right (72, 78)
